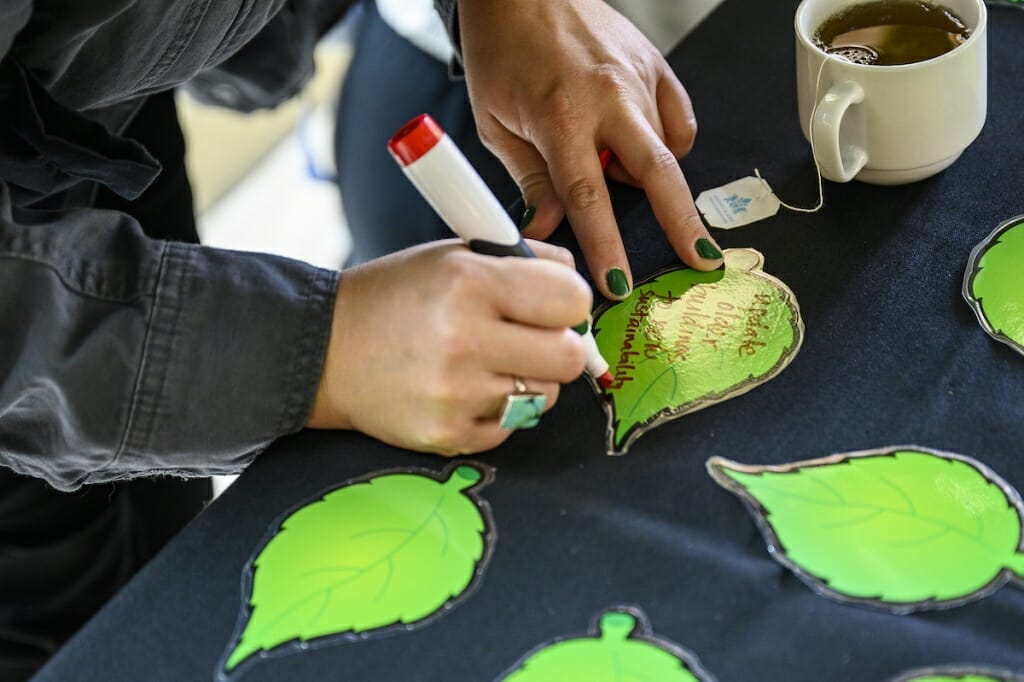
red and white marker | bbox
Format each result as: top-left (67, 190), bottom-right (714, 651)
top-left (389, 114), bottom-right (613, 389)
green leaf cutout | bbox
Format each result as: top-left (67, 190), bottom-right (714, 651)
top-left (592, 248), bottom-right (803, 454)
top-left (498, 606), bottom-right (714, 682)
top-left (708, 447), bottom-right (1024, 612)
top-left (890, 665), bottom-right (1024, 682)
top-left (901, 671), bottom-right (1011, 675)
top-left (964, 215), bottom-right (1024, 356)
top-left (219, 462), bottom-right (495, 678)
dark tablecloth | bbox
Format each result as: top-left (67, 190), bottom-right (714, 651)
top-left (35, 0), bottom-right (1024, 680)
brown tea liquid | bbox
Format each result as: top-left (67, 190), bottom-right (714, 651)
top-left (814, 0), bottom-right (970, 66)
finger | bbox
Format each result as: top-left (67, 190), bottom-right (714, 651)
top-left (487, 129), bottom-right (565, 239)
top-left (656, 68), bottom-right (698, 159)
top-left (473, 322), bottom-right (586, 384)
top-left (430, 376), bottom-right (562, 455)
top-left (479, 375), bottom-right (561, 435)
top-left (411, 371), bottom-right (557, 455)
top-left (525, 239), bottom-right (577, 270)
top-left (483, 375), bottom-right (561, 419)
top-left (489, 256), bottom-right (593, 328)
top-left (423, 418), bottom-right (513, 456)
top-left (608, 112), bottom-right (722, 270)
top-left (536, 127), bottom-right (633, 300)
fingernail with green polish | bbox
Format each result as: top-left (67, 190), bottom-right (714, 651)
top-left (606, 268), bottom-right (630, 297)
top-left (572, 320), bottom-right (589, 335)
top-left (519, 206), bottom-right (536, 231)
top-left (696, 237), bottom-right (723, 260)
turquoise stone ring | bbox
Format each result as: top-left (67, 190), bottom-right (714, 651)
top-left (499, 378), bottom-right (546, 430)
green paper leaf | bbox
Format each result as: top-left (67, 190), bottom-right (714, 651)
top-left (708, 447), bottom-right (1024, 612)
top-left (593, 249), bottom-right (803, 454)
top-left (891, 665), bottom-right (1024, 682)
top-left (220, 463), bottom-right (494, 677)
top-left (965, 216), bottom-right (1024, 356)
top-left (499, 606), bottom-right (713, 682)
top-left (905, 676), bottom-right (1008, 682)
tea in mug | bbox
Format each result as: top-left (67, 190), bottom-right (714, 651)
top-left (814, 0), bottom-right (970, 65)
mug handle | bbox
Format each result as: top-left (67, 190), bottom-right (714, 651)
top-left (812, 80), bottom-right (868, 182)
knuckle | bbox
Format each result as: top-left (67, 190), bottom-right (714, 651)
top-left (445, 253), bottom-right (490, 297)
top-left (538, 90), bottom-right (581, 143)
top-left (565, 176), bottom-right (603, 212)
top-left (517, 168), bottom-right (551, 196)
top-left (475, 120), bottom-right (500, 151)
top-left (631, 53), bottom-right (659, 86)
top-left (435, 323), bottom-right (477, 365)
top-left (642, 146), bottom-right (682, 178)
top-left (592, 64), bottom-right (631, 100)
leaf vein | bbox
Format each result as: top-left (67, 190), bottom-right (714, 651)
top-left (246, 491), bottom-right (452, 644)
top-left (430, 508), bottom-right (451, 558)
top-left (874, 474), bottom-right (916, 515)
top-left (306, 588), bottom-right (332, 629)
top-left (822, 509), bottom-right (883, 529)
top-left (349, 528), bottom-right (416, 540)
top-left (625, 365), bottom-right (678, 421)
top-left (754, 480), bottom-right (1006, 561)
top-left (374, 557), bottom-right (394, 604)
top-left (886, 526), bottom-right (949, 550)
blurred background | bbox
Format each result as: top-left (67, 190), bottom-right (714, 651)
top-left (177, 13), bottom-right (359, 276)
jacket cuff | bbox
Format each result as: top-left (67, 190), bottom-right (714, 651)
top-left (99, 242), bottom-right (339, 483)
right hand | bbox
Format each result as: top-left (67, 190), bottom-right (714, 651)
top-left (459, 0), bottom-right (722, 302)
top-left (306, 239), bottom-right (591, 455)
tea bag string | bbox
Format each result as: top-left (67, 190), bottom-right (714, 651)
top-left (752, 54), bottom-right (837, 214)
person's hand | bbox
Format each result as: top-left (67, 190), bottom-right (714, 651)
top-left (458, 0), bottom-right (723, 300)
top-left (306, 239), bottom-right (590, 455)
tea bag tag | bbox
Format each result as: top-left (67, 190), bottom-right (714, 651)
top-left (696, 176), bottom-right (781, 229)
top-left (696, 54), bottom-right (837, 230)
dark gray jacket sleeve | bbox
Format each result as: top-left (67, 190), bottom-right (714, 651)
top-left (0, 183), bottom-right (338, 491)
top-left (186, 0), bottom-right (359, 111)
top-left (0, 2), bottom-right (340, 491)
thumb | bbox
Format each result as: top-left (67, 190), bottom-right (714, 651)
top-left (490, 133), bottom-right (565, 240)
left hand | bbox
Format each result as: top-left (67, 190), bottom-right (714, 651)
top-left (459, 0), bottom-right (724, 301)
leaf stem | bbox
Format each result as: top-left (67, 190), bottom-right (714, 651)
top-left (449, 464), bottom-right (482, 490)
top-left (599, 612), bottom-right (637, 642)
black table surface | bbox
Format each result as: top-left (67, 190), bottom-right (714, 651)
top-left (37, 1), bottom-right (1024, 680)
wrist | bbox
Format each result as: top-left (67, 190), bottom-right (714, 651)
top-left (305, 275), bottom-right (356, 430)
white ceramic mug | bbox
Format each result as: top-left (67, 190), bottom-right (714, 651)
top-left (795, 0), bottom-right (987, 185)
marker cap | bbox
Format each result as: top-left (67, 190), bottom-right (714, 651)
top-left (388, 114), bottom-right (444, 166)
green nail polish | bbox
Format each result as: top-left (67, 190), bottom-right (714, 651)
top-left (519, 206), bottom-right (536, 231)
top-left (696, 237), bottom-right (723, 260)
top-left (606, 268), bottom-right (630, 297)
top-left (572, 320), bottom-right (589, 335)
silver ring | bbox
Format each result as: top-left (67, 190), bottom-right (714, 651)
top-left (500, 376), bottom-right (546, 430)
